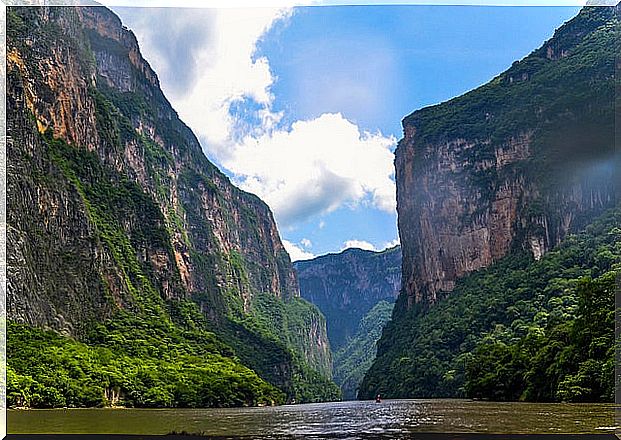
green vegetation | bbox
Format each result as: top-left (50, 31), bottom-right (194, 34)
top-left (226, 292), bottom-right (341, 402)
top-left (4, 122), bottom-right (336, 408)
top-left (294, 246), bottom-right (401, 398)
top-left (8, 320), bottom-right (284, 408)
top-left (45, 132), bottom-right (176, 319)
top-left (334, 301), bottom-right (394, 400)
top-left (29, 132), bottom-right (337, 406)
top-left (361, 5), bottom-right (617, 403)
top-left (360, 208), bottom-right (619, 402)
top-left (465, 271), bottom-right (615, 402)
top-left (401, 6), bottom-right (616, 210)
top-left (404, 6), bottom-right (616, 148)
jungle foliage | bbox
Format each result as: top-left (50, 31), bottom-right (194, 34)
top-left (360, 208), bottom-right (619, 402)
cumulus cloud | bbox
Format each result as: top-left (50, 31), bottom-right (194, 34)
top-left (116, 7), bottom-right (397, 229)
top-left (113, 7), bottom-right (218, 100)
top-left (341, 237), bottom-right (400, 252)
top-left (300, 238), bottom-right (312, 248)
top-left (224, 113), bottom-right (397, 226)
top-left (116, 7), bottom-right (291, 155)
top-left (283, 239), bottom-right (315, 262)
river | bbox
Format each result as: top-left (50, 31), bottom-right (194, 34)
top-left (8, 399), bottom-right (618, 437)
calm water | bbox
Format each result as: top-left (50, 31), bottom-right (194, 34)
top-left (8, 399), bottom-right (618, 437)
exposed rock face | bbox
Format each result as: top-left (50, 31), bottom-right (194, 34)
top-left (295, 246), bottom-right (401, 350)
top-left (360, 4), bottom-right (619, 401)
top-left (7, 5), bottom-right (333, 397)
top-left (395, 4), bottom-right (619, 307)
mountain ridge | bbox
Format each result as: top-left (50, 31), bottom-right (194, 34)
top-left (295, 245), bottom-right (401, 350)
top-left (294, 245), bottom-right (401, 398)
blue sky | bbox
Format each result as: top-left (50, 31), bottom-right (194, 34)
top-left (115, 5), bottom-right (579, 260)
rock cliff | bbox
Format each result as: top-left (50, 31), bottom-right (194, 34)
top-left (395, 4), bottom-right (619, 307)
top-left (360, 3), bottom-right (619, 401)
top-left (7, 5), bottom-right (337, 403)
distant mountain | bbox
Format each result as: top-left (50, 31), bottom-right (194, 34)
top-left (294, 246), bottom-right (401, 397)
top-left (295, 246), bottom-right (401, 350)
top-left (7, 5), bottom-right (339, 408)
top-left (360, 4), bottom-right (619, 401)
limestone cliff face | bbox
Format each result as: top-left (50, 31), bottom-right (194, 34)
top-left (7, 5), bottom-right (332, 394)
top-left (395, 4), bottom-right (619, 307)
top-left (295, 246), bottom-right (401, 350)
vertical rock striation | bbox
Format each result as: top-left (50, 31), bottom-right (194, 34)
top-left (7, 5), bottom-right (335, 401)
top-left (395, 4), bottom-right (619, 308)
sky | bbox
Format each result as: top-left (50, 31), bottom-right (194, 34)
top-left (113, 5), bottom-right (579, 261)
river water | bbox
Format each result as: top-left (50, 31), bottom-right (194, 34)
top-left (8, 399), bottom-right (618, 437)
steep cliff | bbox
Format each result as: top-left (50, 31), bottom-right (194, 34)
top-left (360, 207), bottom-right (619, 401)
top-left (360, 3), bottom-right (619, 400)
top-left (7, 5), bottom-right (338, 406)
top-left (295, 246), bottom-right (401, 349)
top-left (396, 5), bottom-right (618, 307)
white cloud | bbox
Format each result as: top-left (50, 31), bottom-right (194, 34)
top-left (341, 240), bottom-right (377, 252)
top-left (175, 8), bottom-right (292, 155)
top-left (283, 239), bottom-right (315, 262)
top-left (224, 113), bottom-right (396, 226)
top-left (340, 237), bottom-right (400, 253)
top-left (300, 238), bottom-right (312, 248)
top-left (382, 238), bottom-right (400, 249)
top-left (116, 7), bottom-right (291, 156)
top-left (318, 220), bottom-right (326, 229)
top-left (117, 7), bottom-right (397, 229)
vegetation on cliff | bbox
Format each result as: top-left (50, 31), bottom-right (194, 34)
top-left (360, 207), bottom-right (618, 402)
top-left (8, 130), bottom-right (340, 408)
top-left (333, 301), bottom-right (394, 400)
top-left (7, 5), bottom-right (339, 408)
top-left (395, 4), bottom-right (617, 307)
top-left (363, 4), bottom-right (618, 402)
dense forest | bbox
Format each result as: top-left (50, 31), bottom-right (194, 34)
top-left (360, 207), bottom-right (618, 402)
top-left (333, 301), bottom-right (394, 400)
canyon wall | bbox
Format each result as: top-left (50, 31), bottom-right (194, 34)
top-left (395, 4), bottom-right (619, 307)
top-left (7, 6), bottom-right (336, 401)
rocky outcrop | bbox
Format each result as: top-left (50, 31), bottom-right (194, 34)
top-left (7, 5), bottom-right (333, 399)
top-left (395, 4), bottom-right (619, 307)
top-left (295, 246), bottom-right (401, 349)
